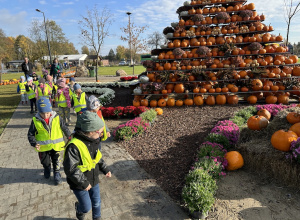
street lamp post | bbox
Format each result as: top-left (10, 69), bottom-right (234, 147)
top-left (126, 12), bottom-right (134, 75)
top-left (36, 9), bottom-right (52, 64)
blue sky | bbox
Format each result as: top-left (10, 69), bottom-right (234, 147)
top-left (1, 0), bottom-right (300, 56)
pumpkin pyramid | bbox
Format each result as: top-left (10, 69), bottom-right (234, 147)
top-left (134, 0), bottom-right (300, 107)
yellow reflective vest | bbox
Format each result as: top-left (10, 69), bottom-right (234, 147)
top-left (37, 87), bottom-right (49, 99)
top-left (65, 138), bottom-right (102, 173)
top-left (32, 116), bottom-right (65, 152)
top-left (33, 81), bottom-right (39, 86)
top-left (18, 82), bottom-right (26, 94)
top-left (72, 92), bottom-right (87, 113)
top-left (26, 85), bottom-right (36, 99)
top-left (56, 89), bottom-right (72, 107)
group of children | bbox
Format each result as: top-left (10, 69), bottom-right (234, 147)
top-left (26, 75), bottom-right (111, 220)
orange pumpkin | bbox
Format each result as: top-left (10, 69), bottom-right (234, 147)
top-left (166, 98), bottom-right (175, 107)
top-left (271, 130), bottom-right (298, 152)
top-left (227, 95), bottom-right (239, 105)
top-left (277, 95), bottom-right (289, 104)
top-left (216, 95), bottom-right (226, 105)
top-left (150, 100), bottom-right (158, 107)
top-left (286, 112), bottom-right (300, 124)
top-left (155, 108), bottom-right (163, 115)
top-left (257, 109), bottom-right (271, 120)
top-left (225, 151), bottom-right (244, 171)
top-left (140, 99), bottom-right (149, 106)
top-left (206, 96), bottom-right (215, 105)
top-left (133, 99), bottom-right (141, 107)
top-left (247, 115), bottom-right (269, 130)
top-left (174, 83), bottom-right (185, 93)
top-left (175, 99), bottom-right (183, 106)
top-left (247, 95), bottom-right (258, 104)
top-left (157, 99), bottom-right (167, 107)
top-left (193, 96), bottom-right (204, 106)
top-left (252, 79), bottom-right (263, 91)
top-left (184, 98), bottom-right (194, 106)
top-left (265, 95), bottom-right (277, 104)
top-left (289, 123), bottom-right (300, 137)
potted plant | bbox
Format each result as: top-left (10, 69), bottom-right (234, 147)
top-left (196, 46), bottom-right (210, 57)
top-left (173, 48), bottom-right (185, 58)
top-left (182, 168), bottom-right (217, 219)
top-left (216, 12), bottom-right (230, 23)
top-left (151, 82), bottom-right (163, 94)
top-left (239, 10), bottom-right (253, 21)
top-left (248, 42), bottom-right (262, 54)
top-left (142, 60), bottom-right (155, 71)
top-left (141, 83), bottom-right (151, 94)
top-left (192, 14), bottom-right (204, 26)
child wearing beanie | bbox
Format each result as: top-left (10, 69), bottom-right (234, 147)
top-left (55, 78), bottom-right (72, 126)
top-left (32, 73), bottom-right (39, 87)
top-left (71, 84), bottom-right (88, 114)
top-left (69, 77), bottom-right (76, 94)
top-left (45, 75), bottom-right (57, 106)
top-left (27, 97), bottom-right (71, 185)
top-left (25, 77), bottom-right (37, 113)
top-left (36, 78), bottom-right (51, 100)
top-left (17, 76), bottom-right (28, 105)
top-left (63, 111), bottom-right (111, 220)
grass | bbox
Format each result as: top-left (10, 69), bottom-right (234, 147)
top-left (96, 65), bottom-right (145, 76)
top-left (0, 84), bottom-right (21, 136)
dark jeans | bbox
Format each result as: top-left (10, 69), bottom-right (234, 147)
top-left (30, 98), bottom-right (37, 111)
top-left (73, 184), bottom-right (101, 219)
top-left (38, 149), bottom-right (61, 172)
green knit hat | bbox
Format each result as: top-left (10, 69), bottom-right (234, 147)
top-left (77, 111), bottom-right (104, 132)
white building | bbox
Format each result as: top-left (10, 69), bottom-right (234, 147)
top-left (42, 54), bottom-right (88, 65)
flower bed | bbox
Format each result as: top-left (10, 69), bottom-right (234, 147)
top-left (101, 106), bottom-right (148, 119)
top-left (113, 109), bottom-right (157, 141)
top-left (79, 80), bottom-right (139, 88)
top-left (120, 76), bottom-right (138, 81)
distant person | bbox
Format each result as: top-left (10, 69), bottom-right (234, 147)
top-left (50, 58), bottom-right (62, 83)
top-left (17, 76), bottom-right (28, 105)
top-left (21, 57), bottom-right (33, 79)
top-left (25, 77), bottom-right (37, 113)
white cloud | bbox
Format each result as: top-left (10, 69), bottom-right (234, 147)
top-left (61, 9), bottom-right (74, 17)
top-left (0, 9), bottom-right (27, 37)
top-left (62, 1), bottom-right (74, 5)
top-left (39, 0), bottom-right (46, 5)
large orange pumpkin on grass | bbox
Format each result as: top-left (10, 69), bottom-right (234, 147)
top-left (247, 115), bottom-right (269, 130)
top-left (286, 112), bottom-right (300, 124)
top-left (271, 130), bottom-right (298, 152)
top-left (225, 151), bottom-right (244, 171)
top-left (257, 109), bottom-right (271, 120)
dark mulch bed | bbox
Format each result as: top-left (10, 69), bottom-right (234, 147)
top-left (104, 86), bottom-right (252, 202)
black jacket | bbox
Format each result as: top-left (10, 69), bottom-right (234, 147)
top-left (25, 83), bottom-right (37, 93)
top-left (63, 131), bottom-right (110, 190)
top-left (27, 111), bottom-right (72, 147)
top-left (21, 62), bottom-right (33, 76)
top-left (50, 63), bottom-right (62, 77)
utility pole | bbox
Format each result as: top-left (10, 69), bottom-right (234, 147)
top-left (126, 12), bottom-right (134, 75)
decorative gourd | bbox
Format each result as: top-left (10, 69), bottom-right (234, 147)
top-left (225, 151), bottom-right (244, 171)
top-left (140, 99), bottom-right (148, 106)
top-left (286, 112), bottom-right (300, 124)
top-left (150, 100), bottom-right (158, 107)
top-left (271, 130), bottom-right (298, 152)
top-left (139, 76), bottom-right (149, 83)
top-left (166, 98), bottom-right (175, 106)
top-left (174, 83), bottom-right (185, 93)
top-left (155, 108), bottom-right (163, 115)
top-left (257, 109), bottom-right (271, 120)
top-left (247, 115), bottom-right (269, 130)
top-left (193, 96), bottom-right (204, 106)
top-left (289, 123), bottom-right (300, 137)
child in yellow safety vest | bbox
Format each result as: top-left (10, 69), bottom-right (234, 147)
top-left (17, 76), bottom-right (28, 105)
top-left (35, 78), bottom-right (51, 100)
top-left (45, 75), bottom-right (57, 107)
top-left (55, 78), bottom-right (72, 126)
top-left (25, 77), bottom-right (37, 113)
top-left (32, 73), bottom-right (39, 87)
top-left (27, 97), bottom-right (71, 185)
top-left (71, 84), bottom-right (88, 114)
top-left (63, 111), bottom-right (111, 220)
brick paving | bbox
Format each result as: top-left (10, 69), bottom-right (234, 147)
top-left (0, 104), bottom-right (189, 220)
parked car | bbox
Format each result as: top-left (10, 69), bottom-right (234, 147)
top-left (118, 61), bottom-right (127, 66)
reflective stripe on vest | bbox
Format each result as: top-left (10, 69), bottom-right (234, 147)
top-left (38, 87), bottom-right (49, 100)
top-left (73, 92), bottom-right (87, 113)
top-left (26, 87), bottom-right (36, 99)
top-left (56, 93), bottom-right (67, 107)
top-left (65, 138), bottom-right (102, 173)
top-left (46, 83), bottom-right (53, 92)
top-left (33, 116), bottom-right (65, 152)
top-left (19, 82), bottom-right (26, 94)
top-left (101, 116), bottom-right (108, 141)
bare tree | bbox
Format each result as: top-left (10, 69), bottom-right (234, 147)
top-left (284, 0), bottom-right (300, 45)
top-left (147, 31), bottom-right (164, 49)
top-left (79, 5), bottom-right (113, 81)
top-left (120, 23), bottom-right (148, 64)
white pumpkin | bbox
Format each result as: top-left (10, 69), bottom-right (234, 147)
top-left (139, 76), bottom-right (149, 83)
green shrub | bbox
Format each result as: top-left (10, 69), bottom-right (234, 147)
top-left (197, 142), bottom-right (227, 159)
top-left (230, 106), bottom-right (257, 126)
top-left (140, 109), bottom-right (157, 123)
top-left (205, 133), bottom-right (230, 150)
top-left (182, 168), bottom-right (217, 213)
top-left (194, 157), bottom-right (223, 180)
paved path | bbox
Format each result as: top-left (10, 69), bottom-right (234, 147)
top-left (0, 104), bottom-right (189, 220)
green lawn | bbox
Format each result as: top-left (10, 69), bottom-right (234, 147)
top-left (0, 84), bottom-right (21, 135)
top-left (97, 65), bottom-right (145, 76)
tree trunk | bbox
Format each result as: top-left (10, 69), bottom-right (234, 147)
top-left (286, 18), bottom-right (291, 46)
top-left (95, 57), bottom-right (98, 82)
